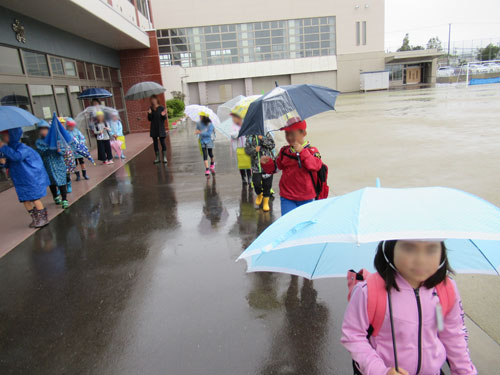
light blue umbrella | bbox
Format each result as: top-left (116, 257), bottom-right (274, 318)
top-left (237, 187), bottom-right (500, 279)
top-left (0, 106), bottom-right (42, 131)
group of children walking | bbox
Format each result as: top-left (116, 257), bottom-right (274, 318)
top-left (0, 105), bottom-right (127, 228)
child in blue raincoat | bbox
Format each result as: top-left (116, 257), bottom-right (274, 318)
top-left (195, 113), bottom-right (216, 177)
top-left (0, 128), bottom-right (50, 228)
top-left (66, 118), bottom-right (89, 181)
top-left (35, 123), bottom-right (70, 209)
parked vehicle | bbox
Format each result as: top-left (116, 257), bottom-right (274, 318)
top-left (468, 63), bottom-right (489, 74)
top-left (482, 62), bottom-right (500, 73)
top-left (437, 66), bottom-right (455, 77)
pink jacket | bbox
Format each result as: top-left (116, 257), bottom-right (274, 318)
top-left (341, 273), bottom-right (477, 375)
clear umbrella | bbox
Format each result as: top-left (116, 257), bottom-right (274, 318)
top-left (125, 81), bottom-right (166, 100)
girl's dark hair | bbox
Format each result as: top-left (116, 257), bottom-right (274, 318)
top-left (150, 95), bottom-right (159, 103)
top-left (201, 116), bottom-right (211, 124)
top-left (374, 240), bottom-right (454, 292)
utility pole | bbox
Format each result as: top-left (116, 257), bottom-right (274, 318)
top-left (447, 23), bottom-right (451, 65)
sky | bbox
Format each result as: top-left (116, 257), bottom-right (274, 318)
top-left (385, 0), bottom-right (500, 52)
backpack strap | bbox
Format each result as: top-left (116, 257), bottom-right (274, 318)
top-left (435, 277), bottom-right (456, 317)
top-left (366, 272), bottom-right (387, 337)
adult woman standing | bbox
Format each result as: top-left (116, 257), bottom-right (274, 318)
top-left (147, 95), bottom-right (168, 164)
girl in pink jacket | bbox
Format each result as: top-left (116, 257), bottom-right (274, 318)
top-left (341, 240), bottom-right (477, 375)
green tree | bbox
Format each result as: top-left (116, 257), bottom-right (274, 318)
top-left (397, 33), bottom-right (411, 52)
top-left (477, 43), bottom-right (500, 61)
top-left (426, 36), bottom-right (443, 51)
top-left (412, 45), bottom-right (424, 51)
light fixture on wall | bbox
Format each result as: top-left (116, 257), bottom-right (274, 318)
top-left (365, 4), bottom-right (369, 8)
top-left (355, 4), bottom-right (360, 9)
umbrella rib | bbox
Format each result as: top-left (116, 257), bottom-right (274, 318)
top-left (468, 239), bottom-right (500, 275)
top-left (310, 242), bottom-right (329, 279)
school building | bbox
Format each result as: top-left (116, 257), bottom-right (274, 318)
top-left (0, 0), bottom-right (162, 136)
top-left (151, 0), bottom-right (387, 105)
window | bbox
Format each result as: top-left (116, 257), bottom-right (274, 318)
top-left (54, 86), bottom-right (72, 117)
top-left (68, 86), bottom-right (83, 116)
top-left (22, 51), bottom-right (50, 76)
top-left (356, 22), bottom-right (360, 46)
top-left (64, 60), bottom-right (77, 76)
top-left (77, 61), bottom-right (86, 79)
top-left (0, 46), bottom-right (23, 75)
top-left (85, 63), bottom-right (95, 80)
top-left (29, 85), bottom-right (57, 120)
top-left (362, 21), bottom-right (367, 45)
top-left (157, 16), bottom-right (336, 67)
top-left (94, 65), bottom-right (103, 80)
top-left (50, 57), bottom-right (64, 75)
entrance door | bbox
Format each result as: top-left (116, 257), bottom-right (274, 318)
top-left (406, 67), bottom-right (421, 84)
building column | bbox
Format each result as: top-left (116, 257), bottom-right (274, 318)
top-left (198, 82), bottom-right (208, 105)
top-left (244, 78), bottom-right (253, 96)
top-left (119, 30), bottom-right (165, 133)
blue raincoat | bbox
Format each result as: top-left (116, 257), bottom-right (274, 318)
top-left (196, 121), bottom-right (215, 148)
top-left (0, 128), bottom-right (49, 202)
top-left (35, 139), bottom-right (67, 186)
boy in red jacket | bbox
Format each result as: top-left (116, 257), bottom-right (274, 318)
top-left (260, 120), bottom-right (323, 215)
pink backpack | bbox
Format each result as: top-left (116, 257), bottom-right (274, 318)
top-left (347, 269), bottom-right (456, 336)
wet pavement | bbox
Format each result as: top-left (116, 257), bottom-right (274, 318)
top-left (0, 124), bottom-right (351, 375)
top-left (1, 84), bottom-right (500, 374)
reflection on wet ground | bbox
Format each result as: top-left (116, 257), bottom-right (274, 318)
top-left (0, 123), bottom-right (349, 374)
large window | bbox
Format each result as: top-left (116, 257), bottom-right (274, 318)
top-left (50, 56), bottom-right (65, 75)
top-left (22, 51), bottom-right (50, 76)
top-left (0, 46), bottom-right (23, 75)
top-left (157, 16), bottom-right (336, 67)
top-left (29, 85), bottom-right (57, 120)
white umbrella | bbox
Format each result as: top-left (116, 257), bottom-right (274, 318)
top-left (185, 105), bottom-right (220, 127)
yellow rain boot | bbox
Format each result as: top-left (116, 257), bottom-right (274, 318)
top-left (262, 197), bottom-right (270, 212)
top-left (255, 193), bottom-right (264, 206)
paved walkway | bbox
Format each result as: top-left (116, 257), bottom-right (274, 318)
top-left (0, 122), bottom-right (498, 374)
top-left (0, 132), bottom-right (152, 257)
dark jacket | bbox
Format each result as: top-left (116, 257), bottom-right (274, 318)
top-left (148, 106), bottom-right (167, 138)
top-left (244, 135), bottom-right (275, 174)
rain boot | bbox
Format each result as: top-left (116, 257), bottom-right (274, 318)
top-left (54, 196), bottom-right (62, 205)
top-left (75, 171), bottom-right (81, 181)
top-left (263, 197), bottom-right (270, 212)
top-left (67, 180), bottom-right (72, 194)
top-left (255, 193), bottom-right (264, 207)
top-left (154, 151), bottom-right (160, 164)
top-left (162, 152), bottom-right (168, 164)
top-left (62, 200), bottom-right (69, 209)
top-left (34, 208), bottom-right (49, 228)
top-left (28, 208), bottom-right (37, 228)
top-left (82, 170), bottom-right (89, 180)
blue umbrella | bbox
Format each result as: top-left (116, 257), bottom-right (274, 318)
top-left (237, 187), bottom-right (500, 279)
top-left (45, 113), bottom-right (73, 150)
top-left (238, 84), bottom-right (340, 137)
top-left (0, 106), bottom-right (42, 131)
top-left (77, 88), bottom-right (112, 99)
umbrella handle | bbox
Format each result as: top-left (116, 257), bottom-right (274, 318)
top-left (388, 291), bottom-right (399, 372)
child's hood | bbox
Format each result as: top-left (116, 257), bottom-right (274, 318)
top-left (8, 128), bottom-right (23, 148)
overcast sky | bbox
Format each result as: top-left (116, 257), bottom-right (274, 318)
top-left (385, 0), bottom-right (500, 51)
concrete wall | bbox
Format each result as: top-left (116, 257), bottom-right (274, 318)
top-left (252, 75), bottom-right (291, 95)
top-left (0, 6), bottom-right (120, 67)
top-left (120, 30), bottom-right (164, 132)
top-left (151, 0), bottom-right (384, 55)
top-left (206, 79), bottom-right (245, 105)
top-left (291, 71), bottom-right (337, 89)
top-left (337, 51), bottom-right (386, 92)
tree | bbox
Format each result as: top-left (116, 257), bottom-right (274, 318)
top-left (397, 33), bottom-right (411, 52)
top-left (477, 43), bottom-right (500, 61)
top-left (397, 33), bottom-right (425, 52)
top-left (426, 36), bottom-right (443, 51)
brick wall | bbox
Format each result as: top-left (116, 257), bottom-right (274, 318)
top-left (119, 30), bottom-right (166, 133)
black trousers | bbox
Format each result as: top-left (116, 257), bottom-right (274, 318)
top-left (97, 139), bottom-right (112, 161)
top-left (239, 169), bottom-right (251, 180)
top-left (202, 147), bottom-right (214, 161)
top-left (252, 173), bottom-right (273, 197)
top-left (152, 136), bottom-right (166, 152)
top-left (49, 184), bottom-right (67, 200)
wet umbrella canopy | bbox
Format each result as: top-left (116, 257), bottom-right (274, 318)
top-left (0, 106), bottom-right (42, 131)
top-left (77, 88), bottom-right (113, 99)
top-left (0, 94), bottom-right (29, 106)
top-left (124, 81), bottom-right (166, 100)
top-left (238, 84), bottom-right (340, 137)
